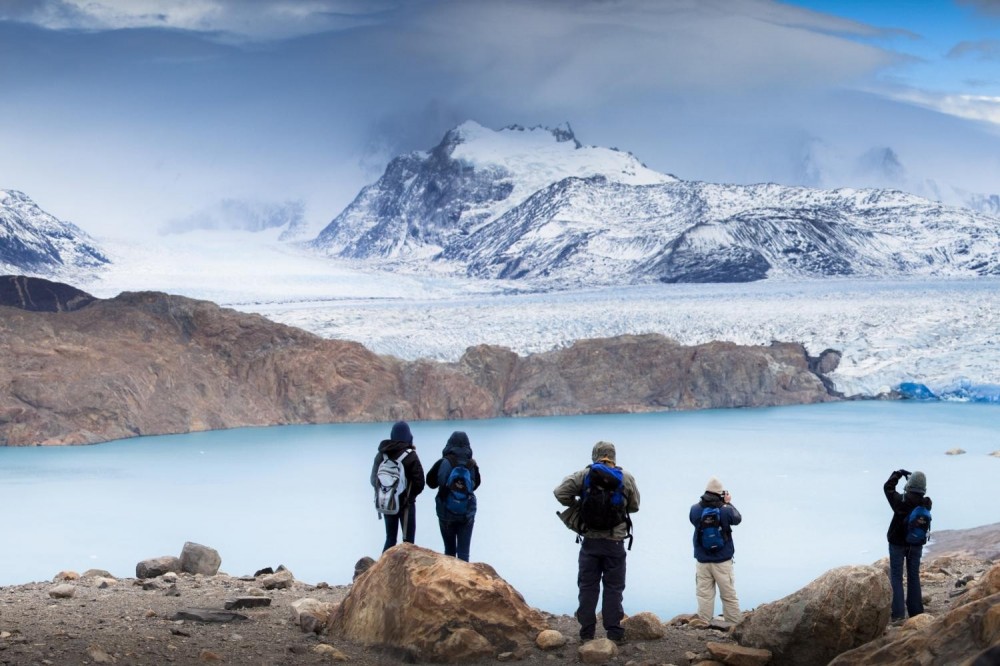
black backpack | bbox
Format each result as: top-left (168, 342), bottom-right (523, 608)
top-left (579, 463), bottom-right (632, 548)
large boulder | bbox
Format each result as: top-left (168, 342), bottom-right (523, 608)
top-left (136, 556), bottom-right (181, 579)
top-left (829, 562), bottom-right (1000, 665)
top-left (732, 565), bottom-right (890, 666)
top-left (328, 543), bottom-right (548, 663)
top-left (179, 542), bottom-right (221, 576)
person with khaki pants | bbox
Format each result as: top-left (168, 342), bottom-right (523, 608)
top-left (688, 476), bottom-right (742, 623)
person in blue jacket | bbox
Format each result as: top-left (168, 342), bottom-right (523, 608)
top-left (426, 431), bottom-right (482, 562)
top-left (689, 476), bottom-right (742, 623)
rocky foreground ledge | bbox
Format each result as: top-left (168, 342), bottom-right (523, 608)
top-left (1, 529), bottom-right (998, 666)
top-left (0, 276), bottom-right (841, 446)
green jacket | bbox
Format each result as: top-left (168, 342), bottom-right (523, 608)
top-left (554, 465), bottom-right (640, 541)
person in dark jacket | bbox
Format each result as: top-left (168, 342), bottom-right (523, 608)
top-left (370, 420), bottom-right (425, 552)
top-left (689, 476), bottom-right (742, 623)
top-left (425, 431), bottom-right (482, 562)
top-left (554, 441), bottom-right (640, 644)
top-left (884, 469), bottom-right (932, 620)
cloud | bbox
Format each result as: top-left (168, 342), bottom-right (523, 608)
top-left (948, 39), bottom-right (1000, 61)
top-left (957, 0), bottom-right (1000, 16)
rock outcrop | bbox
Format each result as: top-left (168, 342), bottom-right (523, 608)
top-left (829, 561), bottom-right (1000, 665)
top-left (0, 281), bottom-right (840, 446)
top-left (328, 543), bottom-right (548, 663)
top-left (0, 275), bottom-right (96, 312)
top-left (732, 565), bottom-right (891, 666)
top-left (927, 522), bottom-right (1000, 561)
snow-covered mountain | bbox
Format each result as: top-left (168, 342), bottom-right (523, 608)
top-left (311, 122), bottom-right (1000, 285)
top-left (0, 189), bottom-right (109, 278)
top-left (312, 121), bottom-right (675, 261)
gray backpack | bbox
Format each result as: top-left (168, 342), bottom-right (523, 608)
top-left (374, 450), bottom-right (410, 516)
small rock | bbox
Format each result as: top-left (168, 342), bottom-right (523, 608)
top-left (48, 584), bottom-right (76, 599)
top-left (224, 597), bottom-right (272, 610)
top-left (315, 581), bottom-right (330, 589)
top-left (136, 556), bottom-right (181, 579)
top-left (687, 616), bottom-right (710, 629)
top-left (902, 614), bottom-right (935, 632)
top-left (535, 629), bottom-right (568, 650)
top-left (144, 610), bottom-right (157, 618)
top-left (141, 581), bottom-right (160, 591)
top-left (95, 577), bottom-right (117, 589)
top-left (313, 644), bottom-right (349, 661)
top-left (0, 631), bottom-right (12, 639)
top-left (180, 542), bottom-right (222, 576)
top-left (945, 448), bottom-right (966, 455)
top-left (622, 611), bottom-right (665, 640)
top-left (171, 609), bottom-right (248, 623)
top-left (260, 570), bottom-right (294, 590)
top-left (290, 598), bottom-right (335, 634)
top-left (353, 557), bottom-right (375, 580)
top-left (162, 584), bottom-right (181, 597)
top-left (54, 571), bottom-right (79, 582)
top-left (162, 572), bottom-right (178, 584)
top-left (253, 567), bottom-right (274, 577)
top-left (86, 644), bottom-right (117, 664)
top-left (81, 569), bottom-right (114, 579)
top-left (578, 638), bottom-right (618, 664)
top-left (198, 649), bottom-right (223, 662)
top-left (707, 641), bottom-right (772, 666)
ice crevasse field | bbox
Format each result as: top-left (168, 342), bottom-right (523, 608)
top-left (1, 400), bottom-right (997, 620)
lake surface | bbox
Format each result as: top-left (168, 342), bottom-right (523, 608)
top-left (1, 401), bottom-right (997, 619)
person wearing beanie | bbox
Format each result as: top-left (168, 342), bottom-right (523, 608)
top-left (689, 476), bottom-right (743, 623)
top-left (554, 441), bottom-right (640, 645)
top-left (425, 431), bottom-right (482, 561)
top-left (370, 420), bottom-right (424, 552)
top-left (884, 468), bottom-right (933, 619)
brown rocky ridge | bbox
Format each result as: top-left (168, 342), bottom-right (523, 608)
top-left (0, 526), bottom-right (997, 665)
top-left (0, 276), bottom-right (841, 446)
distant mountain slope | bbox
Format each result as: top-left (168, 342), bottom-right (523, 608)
top-left (312, 121), bottom-right (674, 260)
top-left (311, 122), bottom-right (1000, 285)
top-left (0, 190), bottom-right (109, 277)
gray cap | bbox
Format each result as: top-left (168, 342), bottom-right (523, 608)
top-left (706, 476), bottom-right (724, 494)
top-left (904, 471), bottom-right (927, 495)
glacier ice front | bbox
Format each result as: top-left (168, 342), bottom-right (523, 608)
top-left (897, 380), bottom-right (1000, 403)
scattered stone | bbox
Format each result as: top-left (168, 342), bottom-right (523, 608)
top-left (622, 611), bottom-right (665, 640)
top-left (330, 544), bottom-right (546, 663)
top-left (706, 641), bottom-right (772, 666)
top-left (144, 610), bottom-right (157, 619)
top-left (86, 644), bottom-right (116, 664)
top-left (732, 565), bottom-right (890, 666)
top-left (141, 581), bottom-right (160, 591)
top-left (946, 448), bottom-right (966, 455)
top-left (687, 616), bottom-right (710, 629)
top-left (180, 542), bottom-right (222, 576)
top-left (578, 638), bottom-right (618, 664)
top-left (535, 629), bottom-right (567, 650)
top-left (224, 597), bottom-right (272, 610)
top-left (353, 557), bottom-right (375, 580)
top-left (315, 582), bottom-right (330, 589)
top-left (81, 569), bottom-right (115, 579)
top-left (253, 567), bottom-right (274, 577)
top-left (902, 614), bottom-right (936, 632)
top-left (0, 631), bottom-right (11, 639)
top-left (48, 584), bottom-right (76, 599)
top-left (136, 556), bottom-right (181, 579)
top-left (162, 584), bottom-right (181, 597)
top-left (312, 644), bottom-right (349, 661)
top-left (170, 628), bottom-right (191, 637)
top-left (290, 598), bottom-right (336, 634)
top-left (162, 572), bottom-right (178, 584)
top-left (54, 571), bottom-right (79, 582)
top-left (170, 609), bottom-right (248, 623)
top-left (260, 570), bottom-right (294, 590)
top-left (95, 577), bottom-right (117, 589)
top-left (709, 618), bottom-right (735, 631)
top-left (198, 649), bottom-right (223, 662)
top-left (668, 613), bottom-right (699, 626)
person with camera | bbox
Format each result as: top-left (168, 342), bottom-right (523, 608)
top-left (689, 476), bottom-right (742, 624)
top-left (884, 468), bottom-right (932, 620)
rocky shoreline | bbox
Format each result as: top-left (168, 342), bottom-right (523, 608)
top-left (0, 277), bottom-right (841, 446)
top-left (1, 525), bottom-right (998, 665)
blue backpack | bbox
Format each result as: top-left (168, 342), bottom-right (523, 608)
top-left (905, 505), bottom-right (932, 545)
top-left (698, 506), bottom-right (725, 552)
top-left (580, 463), bottom-right (628, 531)
top-left (443, 460), bottom-right (476, 518)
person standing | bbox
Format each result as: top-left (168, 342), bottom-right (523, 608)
top-left (371, 420), bottom-right (424, 552)
top-left (554, 441), bottom-right (640, 644)
top-left (689, 476), bottom-right (742, 623)
top-left (884, 469), bottom-right (932, 620)
top-left (425, 431), bottom-right (482, 562)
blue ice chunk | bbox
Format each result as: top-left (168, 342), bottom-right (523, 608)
top-left (897, 382), bottom-right (937, 400)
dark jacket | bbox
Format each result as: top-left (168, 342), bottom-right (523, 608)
top-left (426, 432), bottom-right (481, 521)
top-left (689, 491), bottom-right (742, 563)
top-left (370, 439), bottom-right (424, 505)
top-left (884, 471), bottom-right (932, 546)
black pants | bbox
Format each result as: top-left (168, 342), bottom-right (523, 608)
top-left (576, 537), bottom-right (627, 639)
top-left (382, 503), bottom-right (416, 552)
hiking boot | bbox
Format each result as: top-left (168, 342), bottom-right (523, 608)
top-left (607, 631), bottom-right (626, 645)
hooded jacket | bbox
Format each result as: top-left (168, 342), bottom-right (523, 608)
top-left (689, 491), bottom-right (742, 563)
top-left (426, 431), bottom-right (482, 521)
top-left (884, 470), bottom-right (933, 545)
top-left (370, 438), bottom-right (425, 505)
top-left (554, 441), bottom-right (640, 541)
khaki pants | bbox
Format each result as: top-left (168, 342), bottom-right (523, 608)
top-left (696, 559), bottom-right (741, 622)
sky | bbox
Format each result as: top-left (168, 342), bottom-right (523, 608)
top-left (1, 0), bottom-right (999, 239)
